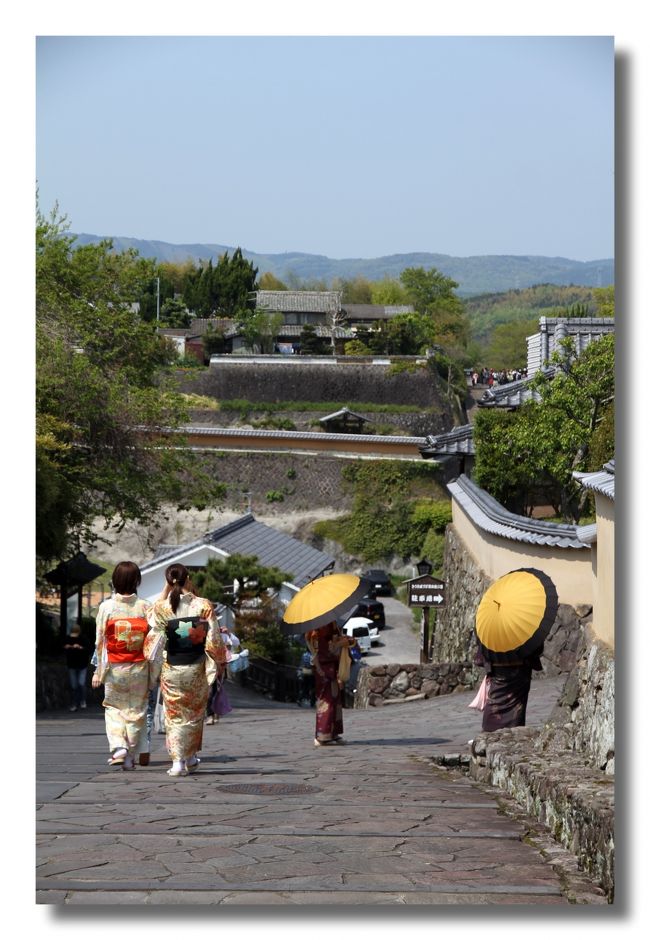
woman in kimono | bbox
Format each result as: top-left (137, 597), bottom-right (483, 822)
top-left (148, 564), bottom-right (227, 776)
top-left (474, 644), bottom-right (544, 732)
top-left (91, 561), bottom-right (159, 771)
top-left (306, 621), bottom-right (357, 747)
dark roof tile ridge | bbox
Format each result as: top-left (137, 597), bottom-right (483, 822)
top-left (204, 513), bottom-right (256, 543)
top-left (455, 475), bottom-right (580, 538)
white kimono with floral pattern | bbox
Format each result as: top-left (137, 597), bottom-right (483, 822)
top-left (95, 593), bottom-right (159, 757)
top-left (148, 593), bottom-right (227, 761)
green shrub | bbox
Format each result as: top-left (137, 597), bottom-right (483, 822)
top-left (265, 490), bottom-right (285, 503)
top-left (251, 416), bottom-right (296, 430)
top-left (410, 499), bottom-right (452, 532)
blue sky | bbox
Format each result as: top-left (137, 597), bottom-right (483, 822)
top-left (36, 35), bottom-right (614, 261)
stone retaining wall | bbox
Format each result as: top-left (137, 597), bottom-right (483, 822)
top-left (195, 451), bottom-right (354, 513)
top-left (467, 725), bottom-right (615, 901)
top-left (545, 626), bottom-right (615, 773)
top-left (179, 362), bottom-right (447, 408)
top-left (355, 661), bottom-right (479, 707)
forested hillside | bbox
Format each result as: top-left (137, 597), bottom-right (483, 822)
top-left (71, 232), bottom-right (613, 297)
top-left (466, 284), bottom-right (608, 346)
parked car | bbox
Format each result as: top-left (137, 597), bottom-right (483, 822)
top-left (350, 594), bottom-right (385, 628)
top-left (340, 617), bottom-right (380, 653)
top-left (362, 569), bottom-right (393, 596)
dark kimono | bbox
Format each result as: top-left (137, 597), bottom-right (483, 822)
top-left (475, 646), bottom-right (544, 732)
top-left (308, 624), bottom-right (344, 742)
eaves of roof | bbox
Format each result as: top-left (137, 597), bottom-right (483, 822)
top-left (171, 426), bottom-right (427, 446)
top-left (419, 425), bottom-right (475, 457)
top-left (477, 368), bottom-right (555, 409)
top-left (573, 461), bottom-right (616, 501)
top-left (448, 475), bottom-right (590, 549)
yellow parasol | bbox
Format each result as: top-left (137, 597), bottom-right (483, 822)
top-left (280, 573), bottom-right (371, 635)
top-left (475, 567), bottom-right (558, 664)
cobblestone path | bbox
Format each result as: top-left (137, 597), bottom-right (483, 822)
top-left (37, 675), bottom-right (602, 905)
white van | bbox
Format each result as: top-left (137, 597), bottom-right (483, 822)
top-left (341, 616), bottom-right (380, 654)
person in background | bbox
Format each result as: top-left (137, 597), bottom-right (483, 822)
top-left (148, 564), bottom-right (227, 776)
top-left (91, 561), bottom-right (159, 771)
top-left (63, 623), bottom-right (92, 712)
top-left (297, 647), bottom-right (315, 707)
top-left (206, 621), bottom-right (239, 725)
top-left (306, 621), bottom-right (357, 746)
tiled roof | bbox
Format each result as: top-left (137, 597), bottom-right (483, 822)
top-left (477, 368), bottom-right (555, 409)
top-left (188, 318), bottom-right (240, 337)
top-left (448, 475), bottom-right (590, 549)
top-left (573, 460), bottom-right (615, 501)
top-left (319, 407), bottom-right (371, 423)
top-left (142, 514), bottom-right (335, 589)
top-left (419, 424), bottom-right (475, 458)
top-left (255, 291), bottom-right (342, 313)
top-left (342, 304), bottom-right (414, 320)
top-left (173, 426), bottom-right (426, 446)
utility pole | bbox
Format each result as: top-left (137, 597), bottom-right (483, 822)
top-left (156, 277), bottom-right (160, 322)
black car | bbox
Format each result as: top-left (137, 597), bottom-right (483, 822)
top-left (351, 595), bottom-right (386, 629)
top-left (362, 569), bottom-right (392, 596)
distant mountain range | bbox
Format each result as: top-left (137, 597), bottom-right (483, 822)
top-left (71, 232), bottom-right (614, 296)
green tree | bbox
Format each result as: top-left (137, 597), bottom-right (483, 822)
top-left (183, 249), bottom-right (258, 317)
top-left (483, 318), bottom-right (538, 369)
top-left (335, 275), bottom-right (373, 304)
top-left (238, 310), bottom-right (284, 353)
top-left (202, 322), bottom-right (228, 358)
top-left (399, 266), bottom-right (469, 346)
top-left (36, 203), bottom-right (225, 562)
top-left (369, 277), bottom-right (409, 306)
top-left (383, 312), bottom-right (434, 355)
top-left (344, 339), bottom-right (372, 355)
top-left (258, 271), bottom-right (288, 291)
top-left (473, 334), bottom-right (615, 520)
top-left (191, 554), bottom-right (297, 663)
top-left (159, 296), bottom-right (192, 328)
top-left (594, 285), bottom-right (615, 317)
top-left (298, 324), bottom-right (329, 355)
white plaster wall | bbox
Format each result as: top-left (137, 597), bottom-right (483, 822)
top-left (592, 494), bottom-right (615, 648)
top-left (451, 501), bottom-right (593, 607)
top-left (138, 546), bottom-right (229, 603)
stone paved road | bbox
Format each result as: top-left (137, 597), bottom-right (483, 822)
top-left (36, 675), bottom-right (604, 905)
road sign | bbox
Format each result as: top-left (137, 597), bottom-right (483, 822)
top-left (407, 576), bottom-right (446, 608)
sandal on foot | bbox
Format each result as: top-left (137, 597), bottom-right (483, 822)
top-left (167, 765), bottom-right (187, 777)
top-left (108, 748), bottom-right (127, 765)
top-left (186, 757), bottom-right (201, 773)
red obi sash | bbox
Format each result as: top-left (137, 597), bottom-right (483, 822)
top-left (105, 617), bottom-right (150, 663)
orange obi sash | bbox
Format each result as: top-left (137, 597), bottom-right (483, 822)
top-left (105, 616), bottom-right (150, 663)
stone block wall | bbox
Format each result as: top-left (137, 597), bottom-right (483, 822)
top-left (195, 451), bottom-right (353, 513)
top-left (431, 524), bottom-right (490, 664)
top-left (468, 725), bottom-right (615, 901)
top-left (545, 626), bottom-right (615, 773)
top-left (355, 661), bottom-right (479, 707)
top-left (179, 362), bottom-right (449, 409)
